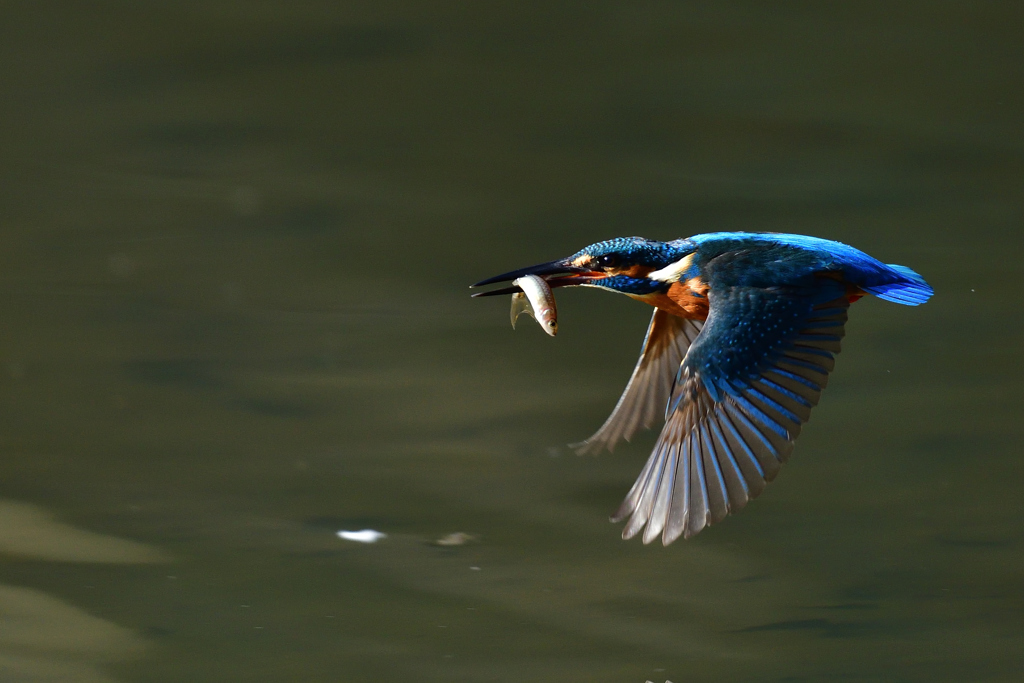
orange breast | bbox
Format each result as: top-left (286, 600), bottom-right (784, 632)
top-left (629, 281), bottom-right (709, 320)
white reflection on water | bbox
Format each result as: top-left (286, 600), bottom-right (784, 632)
top-left (337, 529), bottom-right (387, 543)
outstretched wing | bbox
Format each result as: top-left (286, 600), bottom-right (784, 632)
top-left (613, 282), bottom-right (850, 545)
top-left (573, 310), bottom-right (703, 456)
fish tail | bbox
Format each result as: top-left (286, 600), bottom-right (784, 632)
top-left (510, 292), bottom-right (534, 328)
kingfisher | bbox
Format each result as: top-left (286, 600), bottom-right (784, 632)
top-left (472, 232), bottom-right (932, 545)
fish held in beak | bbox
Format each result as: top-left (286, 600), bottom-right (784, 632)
top-left (510, 275), bottom-right (558, 336)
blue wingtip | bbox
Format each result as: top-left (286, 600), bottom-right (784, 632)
top-left (866, 264), bottom-right (934, 306)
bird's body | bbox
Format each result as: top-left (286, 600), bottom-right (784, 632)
top-left (473, 232), bottom-right (932, 545)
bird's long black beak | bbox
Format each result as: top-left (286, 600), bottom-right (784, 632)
top-left (470, 259), bottom-right (601, 297)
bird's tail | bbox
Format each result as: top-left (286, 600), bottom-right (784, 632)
top-left (863, 264), bottom-right (933, 305)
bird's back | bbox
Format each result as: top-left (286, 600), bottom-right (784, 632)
top-left (689, 232), bottom-right (933, 305)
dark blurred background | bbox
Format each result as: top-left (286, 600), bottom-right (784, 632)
top-left (0, 2), bottom-right (1020, 682)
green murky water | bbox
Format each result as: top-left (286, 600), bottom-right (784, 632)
top-left (0, 3), bottom-right (1021, 681)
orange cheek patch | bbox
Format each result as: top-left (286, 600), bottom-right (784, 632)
top-left (620, 264), bottom-right (654, 278)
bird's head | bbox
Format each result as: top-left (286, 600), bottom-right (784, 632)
top-left (472, 237), bottom-right (697, 298)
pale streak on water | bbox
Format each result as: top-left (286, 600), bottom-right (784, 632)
top-left (0, 2), bottom-right (1020, 682)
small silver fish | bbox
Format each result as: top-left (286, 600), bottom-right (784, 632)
top-left (510, 275), bottom-right (558, 336)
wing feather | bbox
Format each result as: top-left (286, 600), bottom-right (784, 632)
top-left (613, 289), bottom-right (851, 544)
top-left (707, 416), bottom-right (749, 512)
top-left (686, 429), bottom-right (710, 539)
top-left (700, 422), bottom-right (731, 525)
top-left (611, 445), bottom-right (660, 523)
top-left (642, 419), bottom-right (682, 543)
top-left (573, 311), bottom-right (702, 455)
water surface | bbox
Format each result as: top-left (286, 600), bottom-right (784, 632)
top-left (0, 2), bottom-right (1021, 682)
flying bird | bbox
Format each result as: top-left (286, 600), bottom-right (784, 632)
top-left (472, 232), bottom-right (932, 545)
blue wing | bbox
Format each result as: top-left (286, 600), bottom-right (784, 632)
top-left (690, 232), bottom-right (934, 305)
top-left (612, 280), bottom-right (849, 544)
top-left (573, 310), bottom-right (703, 455)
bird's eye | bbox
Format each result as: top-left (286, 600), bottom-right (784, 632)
top-left (598, 254), bottom-right (620, 269)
